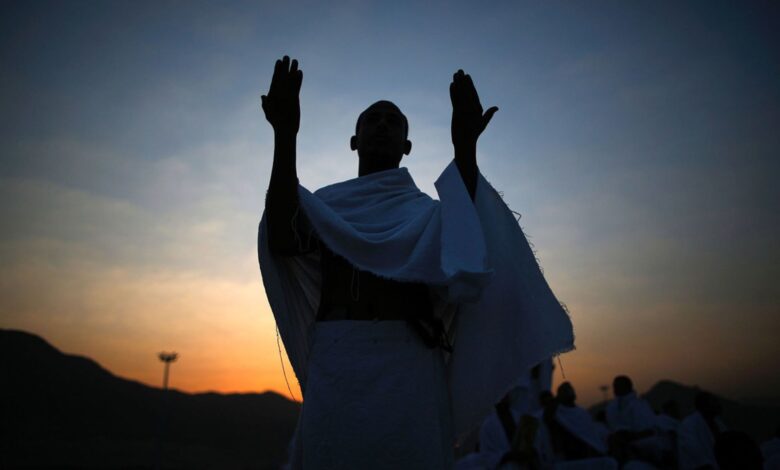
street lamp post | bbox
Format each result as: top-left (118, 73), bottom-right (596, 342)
top-left (158, 352), bottom-right (178, 391)
top-left (155, 352), bottom-right (178, 470)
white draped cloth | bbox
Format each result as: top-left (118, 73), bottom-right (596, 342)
top-left (477, 412), bottom-right (513, 469)
top-left (654, 414), bottom-right (680, 432)
top-left (259, 162), bottom-right (574, 465)
top-left (605, 392), bottom-right (656, 433)
top-left (555, 405), bottom-right (607, 455)
top-left (677, 411), bottom-right (726, 470)
top-left (476, 359), bottom-right (555, 469)
top-left (297, 321), bottom-right (453, 469)
top-left (477, 406), bottom-right (522, 469)
top-left (593, 421), bottom-right (610, 453)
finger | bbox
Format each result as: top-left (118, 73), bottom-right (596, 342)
top-left (274, 58), bottom-right (285, 78)
top-left (452, 71), bottom-right (467, 104)
top-left (453, 80), bottom-right (467, 108)
top-left (290, 59), bottom-right (301, 92)
top-left (279, 56), bottom-right (292, 92)
top-left (453, 69), bottom-right (465, 87)
top-left (481, 106), bottom-right (499, 132)
top-left (269, 59), bottom-right (284, 94)
top-left (290, 58), bottom-right (302, 92)
top-left (294, 70), bottom-right (303, 93)
top-left (464, 74), bottom-right (475, 92)
top-left (450, 81), bottom-right (457, 106)
top-left (464, 74), bottom-right (480, 105)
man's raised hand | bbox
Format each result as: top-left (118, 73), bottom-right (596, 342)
top-left (261, 56), bottom-right (303, 135)
top-left (450, 69), bottom-right (498, 150)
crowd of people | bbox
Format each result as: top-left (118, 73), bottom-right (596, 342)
top-left (456, 364), bottom-right (779, 470)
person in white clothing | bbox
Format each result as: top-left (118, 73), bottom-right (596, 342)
top-left (474, 361), bottom-right (554, 469)
top-left (544, 382), bottom-right (606, 461)
top-left (677, 391), bottom-right (726, 470)
top-left (259, 56), bottom-right (574, 469)
top-left (605, 376), bottom-right (658, 465)
top-left (605, 376), bottom-right (656, 434)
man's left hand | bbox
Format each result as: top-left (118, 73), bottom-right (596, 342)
top-left (450, 69), bottom-right (498, 150)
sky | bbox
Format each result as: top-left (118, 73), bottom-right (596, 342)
top-left (1, 0), bottom-right (778, 406)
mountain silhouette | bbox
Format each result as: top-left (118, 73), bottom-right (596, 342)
top-left (4, 329), bottom-right (778, 468)
top-left (0, 328), bottom-right (300, 469)
top-left (589, 379), bottom-right (780, 442)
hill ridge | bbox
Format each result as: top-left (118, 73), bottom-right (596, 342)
top-left (1, 328), bottom-right (300, 469)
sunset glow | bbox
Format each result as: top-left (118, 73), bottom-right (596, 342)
top-left (2, 1), bottom-right (778, 407)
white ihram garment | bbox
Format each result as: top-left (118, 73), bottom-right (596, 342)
top-left (605, 392), bottom-right (656, 433)
top-left (295, 321), bottom-right (452, 469)
top-left (259, 161), bottom-right (574, 467)
top-left (555, 405), bottom-right (607, 454)
top-left (677, 411), bottom-right (726, 470)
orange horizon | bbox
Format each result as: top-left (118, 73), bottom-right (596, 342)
top-left (6, 322), bottom-right (773, 409)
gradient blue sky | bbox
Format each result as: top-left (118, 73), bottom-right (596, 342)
top-left (1, 1), bottom-right (778, 405)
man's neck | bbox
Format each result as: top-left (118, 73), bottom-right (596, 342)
top-left (358, 156), bottom-right (402, 177)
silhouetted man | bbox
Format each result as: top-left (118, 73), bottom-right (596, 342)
top-left (605, 376), bottom-right (656, 434)
top-left (544, 382), bottom-right (606, 460)
top-left (475, 360), bottom-right (554, 468)
top-left (605, 375), bottom-right (657, 464)
top-left (258, 56), bottom-right (574, 469)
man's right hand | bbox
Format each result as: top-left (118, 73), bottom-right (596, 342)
top-left (261, 56), bottom-right (302, 135)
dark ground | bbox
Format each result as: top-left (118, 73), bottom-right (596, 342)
top-left (1, 329), bottom-right (300, 469)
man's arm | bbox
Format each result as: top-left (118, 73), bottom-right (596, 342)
top-left (261, 56), bottom-right (306, 255)
top-left (450, 69), bottom-right (498, 200)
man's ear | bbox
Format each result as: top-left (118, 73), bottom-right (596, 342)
top-left (350, 136), bottom-right (358, 151)
top-left (403, 140), bottom-right (412, 155)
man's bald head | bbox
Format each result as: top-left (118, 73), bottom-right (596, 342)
top-left (355, 100), bottom-right (409, 138)
top-left (557, 381), bottom-right (577, 406)
top-left (351, 100), bottom-right (412, 176)
top-left (613, 375), bottom-right (634, 397)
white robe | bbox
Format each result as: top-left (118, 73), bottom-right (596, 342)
top-left (478, 411), bottom-right (516, 469)
top-left (654, 414), bottom-right (679, 432)
top-left (605, 392), bottom-right (656, 433)
top-left (555, 405), bottom-right (607, 455)
top-left (295, 321), bottom-right (453, 469)
top-left (677, 411), bottom-right (726, 470)
top-left (259, 162), bottom-right (574, 465)
top-left (476, 360), bottom-right (555, 469)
